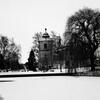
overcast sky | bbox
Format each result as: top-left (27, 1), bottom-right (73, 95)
top-left (0, 0), bottom-right (100, 63)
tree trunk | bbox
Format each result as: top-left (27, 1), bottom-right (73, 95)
top-left (60, 64), bottom-right (62, 72)
top-left (90, 54), bottom-right (95, 71)
top-left (90, 45), bottom-right (98, 71)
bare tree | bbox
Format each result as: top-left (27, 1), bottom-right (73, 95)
top-left (32, 32), bottom-right (42, 61)
top-left (0, 35), bottom-right (21, 70)
top-left (64, 8), bottom-right (100, 71)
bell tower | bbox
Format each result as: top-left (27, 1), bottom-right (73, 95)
top-left (38, 28), bottom-right (53, 71)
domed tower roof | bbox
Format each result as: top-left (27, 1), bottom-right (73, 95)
top-left (42, 28), bottom-right (50, 38)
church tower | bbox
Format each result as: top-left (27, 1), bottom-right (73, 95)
top-left (38, 28), bottom-right (53, 71)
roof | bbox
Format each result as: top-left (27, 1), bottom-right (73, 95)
top-left (42, 28), bottom-right (50, 38)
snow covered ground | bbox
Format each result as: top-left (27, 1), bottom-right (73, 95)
top-left (0, 76), bottom-right (100, 100)
top-left (0, 67), bottom-right (91, 75)
top-left (0, 69), bottom-right (66, 75)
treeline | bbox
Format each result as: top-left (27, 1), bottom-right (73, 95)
top-left (0, 7), bottom-right (100, 72)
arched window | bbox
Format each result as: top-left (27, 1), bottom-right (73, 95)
top-left (44, 43), bottom-right (47, 49)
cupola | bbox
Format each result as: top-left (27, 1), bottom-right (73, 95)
top-left (42, 28), bottom-right (50, 38)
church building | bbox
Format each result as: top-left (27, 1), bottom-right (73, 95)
top-left (38, 28), bottom-right (54, 70)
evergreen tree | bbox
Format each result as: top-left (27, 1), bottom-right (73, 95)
top-left (27, 50), bottom-right (37, 71)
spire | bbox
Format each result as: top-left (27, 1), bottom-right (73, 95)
top-left (45, 28), bottom-right (47, 33)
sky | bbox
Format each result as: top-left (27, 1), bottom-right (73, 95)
top-left (0, 0), bottom-right (100, 63)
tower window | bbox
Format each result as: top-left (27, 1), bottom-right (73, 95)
top-left (44, 43), bottom-right (47, 49)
